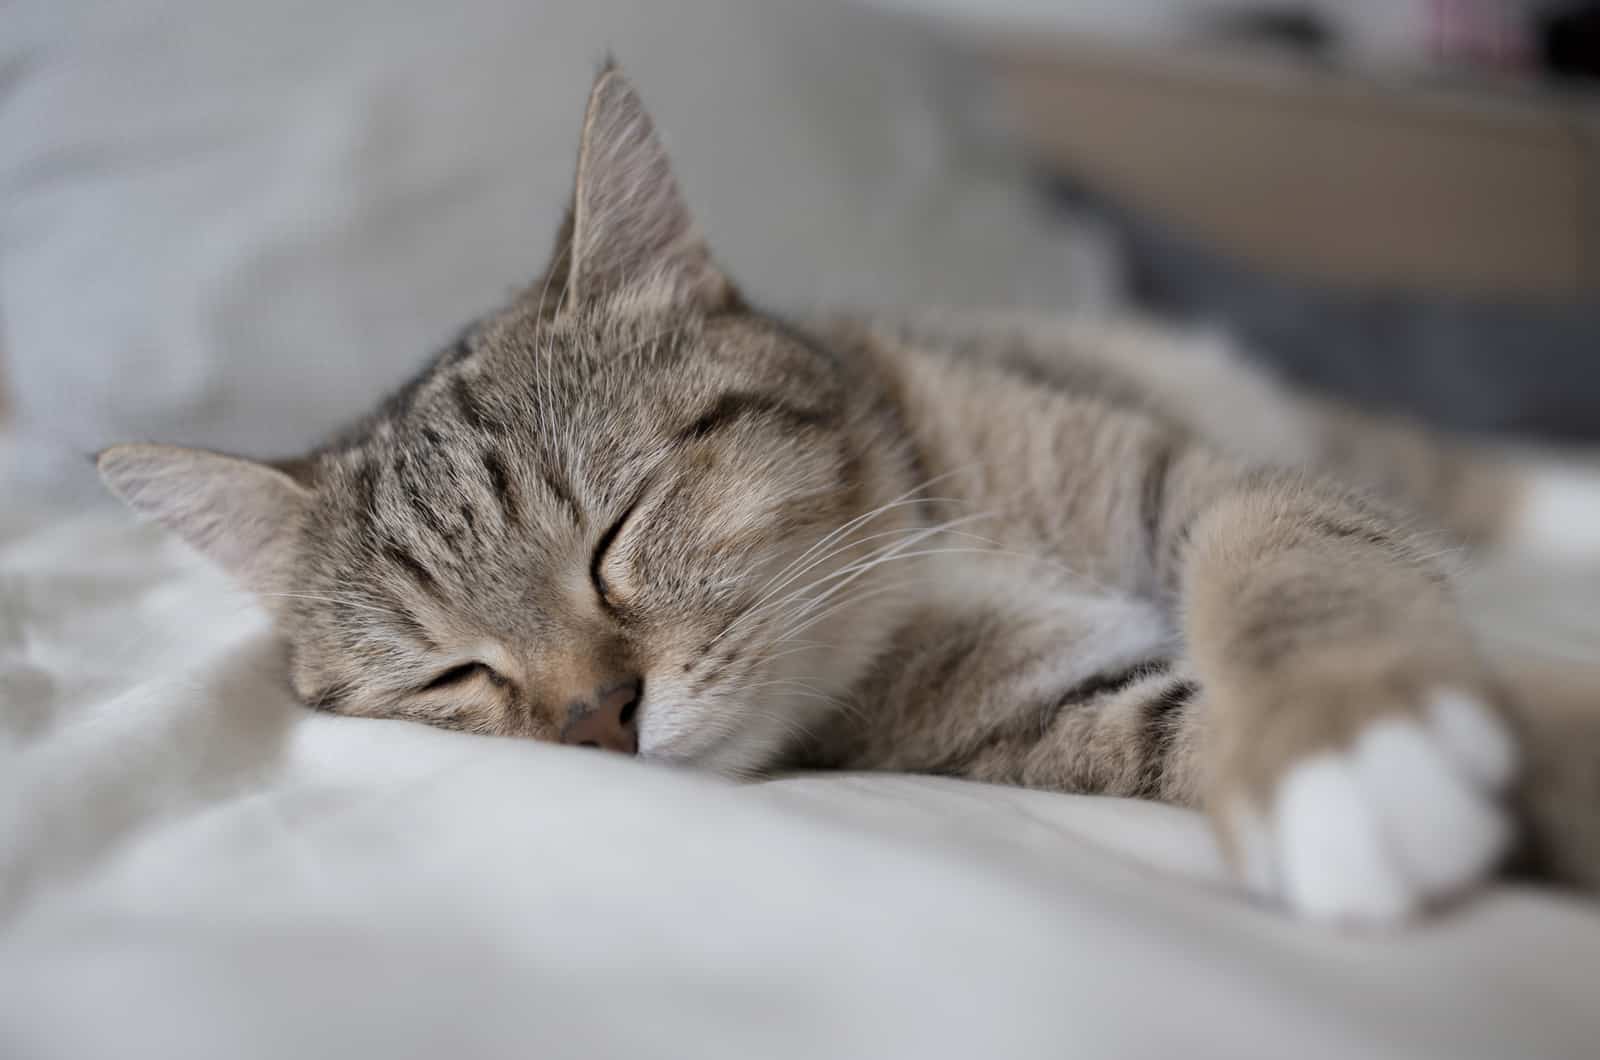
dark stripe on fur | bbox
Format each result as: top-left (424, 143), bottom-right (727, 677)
top-left (383, 543), bottom-right (440, 595)
top-left (540, 464), bottom-right (581, 522)
top-left (1132, 679), bottom-right (1198, 799)
top-left (306, 684), bottom-right (349, 712)
top-left (406, 481), bottom-right (454, 543)
top-left (452, 374), bottom-right (500, 435)
top-left (1056, 658), bottom-right (1171, 709)
top-left (480, 450), bottom-right (523, 528)
top-left (1141, 434), bottom-right (1177, 558)
top-left (930, 658), bottom-right (1174, 781)
top-left (679, 391), bottom-right (833, 443)
top-left (1309, 515), bottom-right (1395, 551)
top-left (352, 460), bottom-right (379, 514)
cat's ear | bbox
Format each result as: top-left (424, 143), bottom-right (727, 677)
top-left (550, 62), bottom-right (737, 313)
top-left (97, 444), bottom-right (309, 595)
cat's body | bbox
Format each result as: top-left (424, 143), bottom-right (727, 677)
top-left (791, 311), bottom-right (1499, 786)
top-left (98, 65), bottom-right (1600, 926)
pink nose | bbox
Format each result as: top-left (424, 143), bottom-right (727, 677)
top-left (559, 678), bottom-right (642, 755)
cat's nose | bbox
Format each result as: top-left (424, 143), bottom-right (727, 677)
top-left (559, 677), bottom-right (642, 755)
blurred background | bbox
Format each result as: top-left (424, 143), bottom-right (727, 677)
top-left (4, 0), bottom-right (1600, 498)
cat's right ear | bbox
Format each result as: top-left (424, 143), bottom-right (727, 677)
top-left (97, 444), bottom-right (309, 596)
top-left (543, 62), bottom-right (737, 314)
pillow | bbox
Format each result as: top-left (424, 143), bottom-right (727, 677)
top-left (0, 0), bottom-right (1103, 486)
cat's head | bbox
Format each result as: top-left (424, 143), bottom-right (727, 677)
top-left (97, 65), bottom-right (916, 775)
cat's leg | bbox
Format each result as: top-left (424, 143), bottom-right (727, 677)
top-left (810, 584), bottom-right (1198, 798)
top-left (1167, 463), bottom-right (1520, 924)
top-left (818, 500), bottom-right (1518, 924)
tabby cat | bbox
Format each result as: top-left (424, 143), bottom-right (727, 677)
top-left (98, 64), bottom-right (1600, 925)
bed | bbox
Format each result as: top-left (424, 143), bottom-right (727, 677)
top-left (5, 487), bottom-right (1600, 1058)
top-left (4, 2), bottom-right (1600, 1057)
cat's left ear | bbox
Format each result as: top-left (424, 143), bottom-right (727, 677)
top-left (96, 443), bottom-right (310, 597)
top-left (550, 62), bottom-right (738, 313)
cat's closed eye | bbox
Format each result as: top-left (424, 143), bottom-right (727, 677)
top-left (591, 500), bottom-right (641, 611)
top-left (418, 662), bottom-right (498, 692)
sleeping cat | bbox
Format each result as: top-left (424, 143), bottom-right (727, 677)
top-left (97, 64), bottom-right (1600, 925)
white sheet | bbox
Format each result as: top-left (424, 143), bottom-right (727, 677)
top-left (4, 488), bottom-right (1600, 1059)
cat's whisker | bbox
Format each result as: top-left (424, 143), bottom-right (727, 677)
top-left (761, 521), bottom-right (1000, 632)
top-left (1412, 546), bottom-right (1470, 566)
top-left (710, 512), bottom-right (989, 647)
top-left (780, 532), bottom-right (1107, 635)
top-left (741, 675), bottom-right (847, 702)
top-left (607, 323), bottom-right (691, 366)
top-left (719, 500), bottom-right (955, 636)
top-left (741, 680), bottom-right (849, 712)
top-left (747, 465), bottom-right (978, 598)
top-left (704, 464), bottom-right (985, 650)
top-left (737, 701), bottom-right (828, 751)
top-left (745, 640), bottom-right (836, 670)
top-left (770, 578), bottom-right (927, 651)
top-left (740, 465), bottom-right (974, 604)
top-left (911, 529), bottom-right (1104, 587)
top-left (750, 549), bottom-right (947, 644)
top-left (771, 572), bottom-right (930, 641)
top-left (685, 676), bottom-right (844, 755)
top-left (258, 592), bottom-right (411, 622)
top-left (529, 235), bottom-right (572, 423)
top-left (749, 497), bottom-right (965, 603)
top-left (723, 512), bottom-right (998, 644)
top-left (771, 689), bottom-right (864, 727)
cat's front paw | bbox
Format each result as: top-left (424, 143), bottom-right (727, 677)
top-left (1218, 691), bottom-right (1519, 926)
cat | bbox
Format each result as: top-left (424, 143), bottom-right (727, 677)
top-left (97, 63), bottom-right (1600, 925)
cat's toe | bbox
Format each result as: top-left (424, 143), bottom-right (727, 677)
top-left (1427, 690), bottom-right (1518, 790)
top-left (1349, 697), bottom-right (1515, 897)
top-left (1271, 752), bottom-right (1419, 923)
top-left (1229, 691), bottom-right (1517, 926)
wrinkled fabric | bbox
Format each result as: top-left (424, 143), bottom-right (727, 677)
top-left (2, 494), bottom-right (1599, 1059)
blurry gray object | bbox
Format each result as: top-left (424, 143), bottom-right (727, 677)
top-left (0, 0), bottom-right (1106, 484)
top-left (863, 0), bottom-right (1547, 75)
top-left (1199, 0), bottom-right (1547, 75)
top-left (1045, 177), bottom-right (1600, 444)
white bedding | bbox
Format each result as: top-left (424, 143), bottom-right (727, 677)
top-left (4, 489), bottom-right (1600, 1059)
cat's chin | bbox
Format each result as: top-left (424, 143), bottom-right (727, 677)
top-left (638, 729), bottom-right (764, 778)
top-left (637, 708), bottom-right (790, 779)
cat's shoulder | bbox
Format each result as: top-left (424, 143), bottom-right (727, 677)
top-left (805, 307), bottom-right (1313, 466)
top-left (804, 307), bottom-right (1234, 394)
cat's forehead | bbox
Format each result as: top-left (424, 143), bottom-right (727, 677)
top-left (309, 303), bottom-right (841, 542)
top-left (415, 308), bottom-right (710, 437)
top-left (475, 296), bottom-right (837, 405)
top-left (316, 324), bottom-right (681, 521)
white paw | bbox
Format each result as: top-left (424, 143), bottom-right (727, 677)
top-left (1230, 691), bottom-right (1518, 926)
